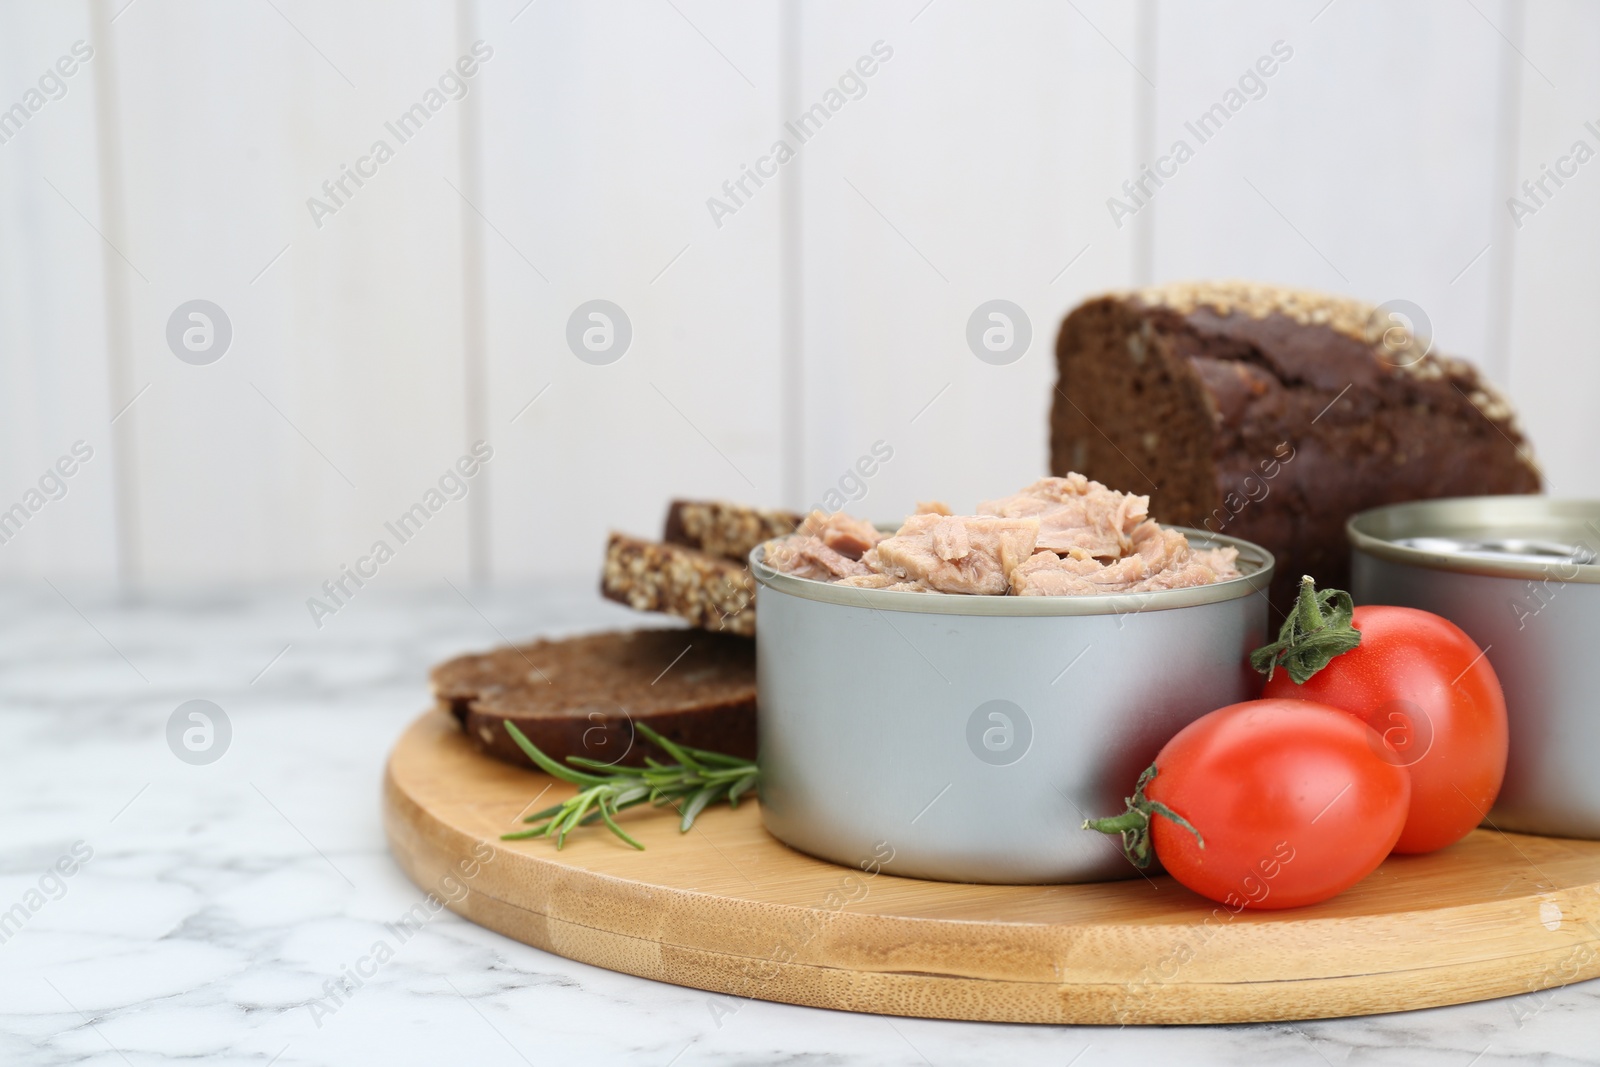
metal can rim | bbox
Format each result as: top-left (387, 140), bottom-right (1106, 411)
top-left (750, 525), bottom-right (1275, 617)
top-left (1348, 495), bottom-right (1600, 585)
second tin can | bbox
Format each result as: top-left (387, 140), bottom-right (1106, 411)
top-left (1349, 496), bottom-right (1600, 840)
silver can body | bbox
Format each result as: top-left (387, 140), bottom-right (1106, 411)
top-left (752, 529), bottom-right (1273, 884)
top-left (1349, 496), bottom-right (1600, 841)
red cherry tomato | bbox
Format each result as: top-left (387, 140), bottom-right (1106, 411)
top-left (1088, 699), bottom-right (1410, 910)
top-left (1260, 601), bottom-right (1508, 855)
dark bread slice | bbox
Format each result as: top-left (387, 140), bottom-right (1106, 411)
top-left (601, 532), bottom-right (756, 636)
top-left (1050, 281), bottom-right (1541, 613)
top-left (433, 628), bottom-right (756, 768)
top-left (664, 500), bottom-right (801, 563)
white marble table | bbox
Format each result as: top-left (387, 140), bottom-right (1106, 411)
top-left (2, 580), bottom-right (1596, 1067)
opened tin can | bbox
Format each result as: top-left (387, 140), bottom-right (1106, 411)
top-left (1349, 496), bottom-right (1600, 840)
top-left (751, 529), bottom-right (1274, 884)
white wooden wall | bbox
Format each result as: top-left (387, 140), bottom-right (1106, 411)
top-left (1, 0), bottom-right (1594, 584)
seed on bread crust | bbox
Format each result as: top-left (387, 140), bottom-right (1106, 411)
top-left (602, 533), bottom-right (756, 637)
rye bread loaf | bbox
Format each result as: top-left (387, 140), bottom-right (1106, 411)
top-left (601, 533), bottom-right (757, 636)
top-left (433, 628), bottom-right (756, 768)
top-left (664, 500), bottom-right (801, 563)
top-left (1050, 281), bottom-right (1542, 612)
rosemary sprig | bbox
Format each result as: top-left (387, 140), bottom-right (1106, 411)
top-left (500, 721), bottom-right (759, 850)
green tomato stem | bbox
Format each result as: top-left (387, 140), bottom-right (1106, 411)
top-left (1248, 574), bottom-right (1363, 685)
top-left (1083, 764), bottom-right (1204, 869)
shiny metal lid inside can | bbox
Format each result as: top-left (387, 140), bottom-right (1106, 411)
top-left (1347, 496), bottom-right (1600, 584)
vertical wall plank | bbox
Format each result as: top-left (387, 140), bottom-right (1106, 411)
top-left (0, 1), bottom-right (118, 579)
top-left (102, 0), bottom-right (473, 587)
top-left (778, 0), bottom-right (804, 508)
top-left (1504, 0), bottom-right (1600, 496)
top-left (1144, 0), bottom-right (1505, 372)
top-left (455, 0), bottom-right (492, 582)
top-left (795, 0), bottom-right (1142, 519)
top-left (477, 0), bottom-right (786, 579)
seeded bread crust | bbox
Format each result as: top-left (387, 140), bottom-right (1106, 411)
top-left (1050, 280), bottom-right (1542, 612)
top-left (433, 628), bottom-right (756, 768)
top-left (664, 500), bottom-right (801, 563)
top-left (1132, 281), bottom-right (1524, 424)
top-left (601, 533), bottom-right (757, 637)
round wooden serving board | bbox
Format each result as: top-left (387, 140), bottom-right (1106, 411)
top-left (384, 710), bottom-right (1600, 1025)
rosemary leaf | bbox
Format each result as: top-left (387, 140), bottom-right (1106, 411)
top-left (521, 802), bottom-right (567, 824)
top-left (727, 773), bottom-right (758, 806)
top-left (679, 783), bottom-right (724, 832)
top-left (498, 722), bottom-right (759, 851)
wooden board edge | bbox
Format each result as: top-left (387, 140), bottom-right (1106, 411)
top-left (383, 758), bottom-right (1600, 1024)
top-left (389, 821), bottom-right (1600, 1024)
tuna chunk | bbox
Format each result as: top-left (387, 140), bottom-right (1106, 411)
top-left (798, 510), bottom-right (883, 560)
top-left (1011, 521), bottom-right (1236, 595)
top-left (762, 536), bottom-right (871, 580)
top-left (872, 514), bottom-right (1039, 595)
top-left (833, 572), bottom-right (939, 593)
top-left (1192, 546), bottom-right (1241, 580)
top-left (931, 518), bottom-right (969, 561)
top-left (915, 500), bottom-right (952, 516)
top-left (980, 474), bottom-right (1148, 559)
